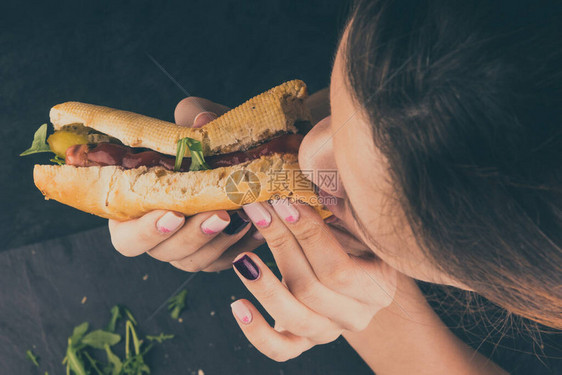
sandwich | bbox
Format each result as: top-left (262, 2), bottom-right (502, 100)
top-left (21, 80), bottom-right (331, 221)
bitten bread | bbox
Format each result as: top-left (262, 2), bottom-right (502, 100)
top-left (34, 154), bottom-right (331, 221)
top-left (30, 80), bottom-right (331, 221)
top-left (49, 80), bottom-right (310, 156)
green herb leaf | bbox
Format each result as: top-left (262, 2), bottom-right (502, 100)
top-left (49, 155), bottom-right (66, 165)
top-left (174, 137), bottom-right (210, 172)
top-left (20, 124), bottom-right (53, 156)
top-left (168, 289), bottom-right (188, 319)
top-left (146, 333), bottom-right (174, 344)
top-left (126, 321), bottom-right (142, 355)
top-left (71, 322), bottom-right (89, 345)
top-left (122, 354), bottom-right (151, 375)
top-left (26, 349), bottom-right (39, 367)
top-left (107, 305), bottom-right (122, 333)
top-left (81, 330), bottom-right (121, 349)
top-left (83, 352), bottom-right (104, 375)
top-left (46, 305), bottom-right (170, 375)
top-left (105, 345), bottom-right (123, 375)
top-left (123, 307), bottom-right (137, 326)
top-left (66, 338), bottom-right (87, 375)
top-left (107, 305), bottom-right (137, 333)
top-left (105, 344), bottom-right (123, 375)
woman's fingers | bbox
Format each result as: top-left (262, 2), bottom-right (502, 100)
top-left (146, 210), bottom-right (230, 262)
top-left (108, 210), bottom-right (185, 257)
top-left (242, 201), bottom-right (377, 331)
top-left (170, 215), bottom-right (253, 272)
top-left (174, 97), bottom-right (230, 127)
top-left (232, 252), bottom-right (341, 343)
top-left (243, 201), bottom-right (355, 292)
top-left (274, 200), bottom-right (356, 281)
top-left (230, 299), bottom-right (312, 362)
top-left (279, 202), bottom-right (397, 306)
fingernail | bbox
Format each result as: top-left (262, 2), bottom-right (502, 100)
top-left (231, 300), bottom-right (252, 324)
top-left (271, 198), bottom-right (300, 223)
top-left (193, 111), bottom-right (217, 128)
top-left (242, 202), bottom-right (271, 228)
top-left (156, 212), bottom-right (184, 233)
top-left (233, 254), bottom-right (260, 281)
top-left (252, 230), bottom-right (264, 241)
top-left (200, 214), bottom-right (230, 235)
top-left (223, 212), bottom-right (250, 235)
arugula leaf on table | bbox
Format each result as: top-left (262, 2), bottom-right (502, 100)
top-left (122, 320), bottom-right (151, 375)
top-left (122, 354), bottom-right (151, 375)
top-left (40, 305), bottom-right (174, 374)
top-left (168, 289), bottom-right (188, 319)
top-left (107, 305), bottom-right (122, 333)
top-left (26, 349), bottom-right (40, 367)
top-left (108, 305), bottom-right (137, 332)
top-left (146, 333), bottom-right (175, 344)
top-left (104, 344), bottom-right (123, 375)
top-left (81, 330), bottom-right (121, 349)
top-left (63, 321), bottom-right (121, 375)
top-left (83, 352), bottom-right (104, 375)
top-left (65, 337), bottom-right (87, 375)
top-left (70, 322), bottom-right (89, 345)
top-left (123, 307), bottom-right (137, 326)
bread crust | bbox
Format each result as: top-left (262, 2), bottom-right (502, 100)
top-left (33, 153), bottom-right (331, 221)
top-left (49, 80), bottom-right (310, 156)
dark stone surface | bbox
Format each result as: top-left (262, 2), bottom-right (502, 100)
top-left (2, 227), bottom-right (560, 374)
top-left (0, 226), bottom-right (371, 375)
top-left (1, 1), bottom-right (560, 374)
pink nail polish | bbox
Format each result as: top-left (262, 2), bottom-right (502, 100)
top-left (231, 300), bottom-right (252, 324)
top-left (242, 202), bottom-right (271, 228)
top-left (156, 212), bottom-right (184, 233)
top-left (271, 199), bottom-right (300, 223)
top-left (200, 214), bottom-right (230, 234)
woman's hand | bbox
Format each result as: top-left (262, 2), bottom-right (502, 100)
top-left (108, 97), bottom-right (265, 272)
top-left (229, 199), bottom-right (400, 362)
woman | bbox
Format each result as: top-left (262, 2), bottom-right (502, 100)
top-left (109, 0), bottom-right (561, 373)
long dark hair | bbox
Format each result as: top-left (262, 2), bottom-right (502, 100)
top-left (343, 0), bottom-right (562, 328)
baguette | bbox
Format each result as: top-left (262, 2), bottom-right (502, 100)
top-left (34, 153), bottom-right (331, 221)
top-left (49, 80), bottom-right (310, 156)
top-left (28, 80), bottom-right (332, 220)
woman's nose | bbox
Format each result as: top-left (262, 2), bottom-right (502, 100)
top-left (298, 116), bottom-right (344, 197)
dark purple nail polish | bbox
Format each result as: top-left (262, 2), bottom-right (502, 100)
top-left (233, 255), bottom-right (260, 281)
top-left (223, 212), bottom-right (250, 235)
